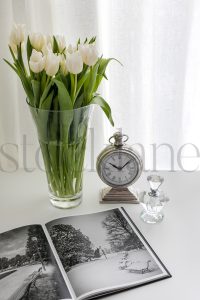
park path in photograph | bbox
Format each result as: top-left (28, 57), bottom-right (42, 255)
top-left (0, 264), bottom-right (41, 300)
top-left (0, 224), bottom-right (71, 300)
top-left (67, 249), bottom-right (161, 297)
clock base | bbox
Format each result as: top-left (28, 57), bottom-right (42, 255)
top-left (100, 187), bottom-right (139, 204)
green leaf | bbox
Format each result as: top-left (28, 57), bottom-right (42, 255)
top-left (27, 36), bottom-right (34, 78)
top-left (53, 79), bottom-right (73, 110)
top-left (90, 95), bottom-right (114, 126)
top-left (93, 58), bottom-right (122, 92)
top-left (40, 80), bottom-right (52, 104)
top-left (74, 94), bottom-right (84, 108)
top-left (56, 73), bottom-right (69, 90)
top-left (40, 90), bottom-right (54, 110)
top-left (98, 57), bottom-right (122, 82)
top-left (70, 73), bottom-right (74, 98)
top-left (88, 36), bottom-right (96, 44)
top-left (75, 67), bottom-right (90, 99)
top-left (31, 80), bottom-right (40, 107)
top-left (13, 62), bottom-right (34, 103)
top-left (41, 71), bottom-right (46, 93)
top-left (14, 45), bottom-right (33, 95)
top-left (53, 94), bottom-right (59, 110)
top-left (8, 46), bottom-right (16, 62)
top-left (53, 36), bottom-right (59, 53)
top-left (3, 59), bottom-right (19, 75)
top-left (84, 62), bottom-right (100, 103)
top-left (49, 97), bottom-right (59, 163)
top-left (7, 46), bottom-right (34, 103)
top-left (27, 36), bottom-right (32, 62)
top-left (17, 44), bottom-right (26, 75)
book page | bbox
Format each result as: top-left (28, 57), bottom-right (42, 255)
top-left (46, 208), bottom-right (171, 300)
top-left (0, 224), bottom-right (72, 300)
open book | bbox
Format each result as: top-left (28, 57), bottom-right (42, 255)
top-left (0, 208), bottom-right (171, 300)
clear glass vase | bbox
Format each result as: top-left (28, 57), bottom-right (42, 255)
top-left (29, 104), bottom-right (93, 208)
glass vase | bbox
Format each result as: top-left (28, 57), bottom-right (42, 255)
top-left (29, 104), bottom-right (93, 208)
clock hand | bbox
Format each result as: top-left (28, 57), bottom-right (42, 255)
top-left (120, 160), bottom-right (131, 170)
top-left (109, 163), bottom-right (120, 170)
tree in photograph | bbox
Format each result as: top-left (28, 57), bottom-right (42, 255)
top-left (14, 254), bottom-right (23, 267)
top-left (102, 209), bottom-right (144, 252)
top-left (8, 254), bottom-right (27, 268)
top-left (26, 225), bottom-right (49, 262)
top-left (50, 224), bottom-right (94, 271)
top-left (0, 254), bottom-right (29, 270)
top-left (0, 257), bottom-right (9, 270)
top-left (94, 247), bottom-right (101, 258)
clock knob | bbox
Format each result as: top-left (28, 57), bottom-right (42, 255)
top-left (109, 131), bottom-right (129, 147)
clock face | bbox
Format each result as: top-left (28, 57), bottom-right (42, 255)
top-left (101, 151), bottom-right (139, 187)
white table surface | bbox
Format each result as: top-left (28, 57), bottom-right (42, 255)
top-left (0, 169), bottom-right (199, 299)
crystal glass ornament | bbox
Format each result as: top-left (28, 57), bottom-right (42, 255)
top-left (139, 175), bottom-right (169, 224)
top-left (147, 175), bottom-right (164, 196)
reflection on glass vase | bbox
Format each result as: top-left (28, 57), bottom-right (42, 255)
top-left (29, 104), bottom-right (93, 208)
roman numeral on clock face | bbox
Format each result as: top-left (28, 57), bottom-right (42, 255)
top-left (101, 152), bottom-right (139, 186)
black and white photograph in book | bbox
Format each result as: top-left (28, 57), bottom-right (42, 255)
top-left (0, 225), bottom-right (71, 300)
top-left (46, 208), bottom-right (170, 298)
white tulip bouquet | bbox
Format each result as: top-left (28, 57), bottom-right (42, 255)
top-left (4, 24), bottom-right (118, 207)
top-left (5, 24), bottom-right (115, 123)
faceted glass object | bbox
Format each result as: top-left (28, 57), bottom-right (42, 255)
top-left (147, 175), bottom-right (164, 196)
top-left (139, 175), bottom-right (169, 224)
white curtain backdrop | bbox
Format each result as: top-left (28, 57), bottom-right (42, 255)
top-left (1, 0), bottom-right (200, 172)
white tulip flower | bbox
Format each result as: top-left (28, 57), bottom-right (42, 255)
top-left (67, 44), bottom-right (77, 54)
top-left (29, 49), bottom-right (45, 73)
top-left (66, 50), bottom-right (83, 74)
top-left (29, 32), bottom-right (46, 51)
top-left (56, 35), bottom-right (66, 53)
top-left (60, 55), bottom-right (68, 76)
top-left (78, 43), bottom-right (98, 66)
top-left (46, 35), bottom-right (53, 47)
top-left (9, 23), bottom-right (25, 53)
top-left (42, 42), bottom-right (53, 56)
top-left (45, 52), bottom-right (60, 76)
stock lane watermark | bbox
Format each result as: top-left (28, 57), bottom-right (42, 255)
top-left (0, 132), bottom-right (200, 173)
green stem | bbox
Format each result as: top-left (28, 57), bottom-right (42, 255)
top-left (70, 73), bottom-right (74, 100)
top-left (59, 144), bottom-right (65, 194)
top-left (38, 112), bottom-right (88, 198)
top-left (73, 74), bottom-right (77, 104)
top-left (45, 76), bottom-right (51, 89)
top-left (39, 142), bottom-right (58, 193)
top-left (75, 138), bottom-right (86, 193)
